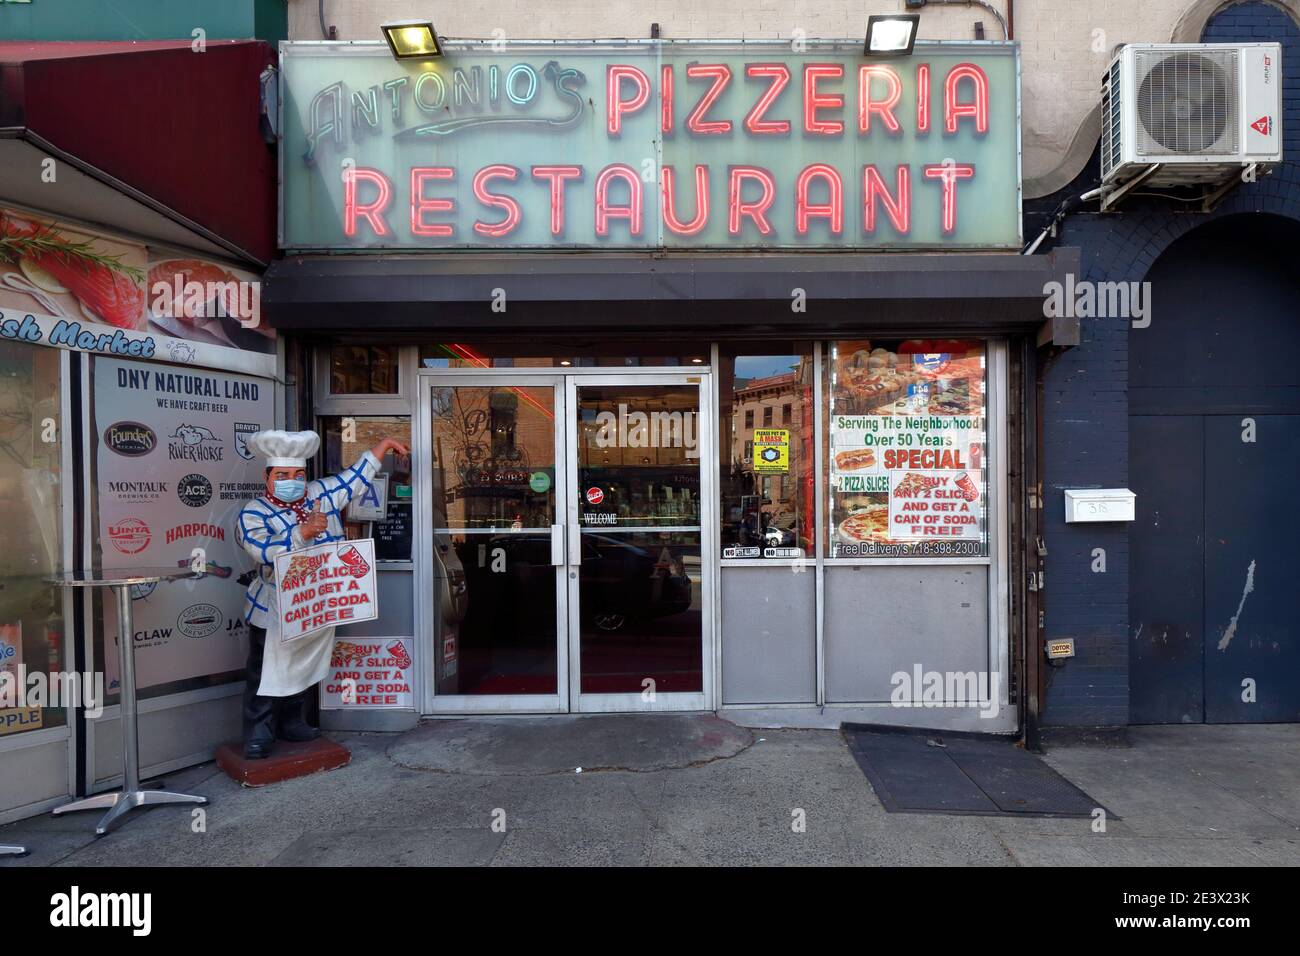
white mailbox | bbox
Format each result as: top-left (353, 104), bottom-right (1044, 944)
top-left (1064, 488), bottom-right (1136, 523)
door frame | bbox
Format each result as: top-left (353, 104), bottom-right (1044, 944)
top-left (563, 373), bottom-right (715, 714)
top-left (414, 366), bottom-right (716, 715)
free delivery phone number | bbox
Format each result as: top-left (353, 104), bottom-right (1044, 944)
top-left (836, 540), bottom-right (985, 557)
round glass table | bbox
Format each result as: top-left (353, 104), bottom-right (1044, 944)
top-left (46, 568), bottom-right (209, 836)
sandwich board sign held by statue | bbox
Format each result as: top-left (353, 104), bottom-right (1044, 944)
top-left (274, 539), bottom-right (379, 642)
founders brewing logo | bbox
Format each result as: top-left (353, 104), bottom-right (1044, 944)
top-left (234, 422), bottom-right (259, 461)
top-left (177, 473), bottom-right (213, 508)
top-left (104, 421), bottom-right (156, 457)
top-left (176, 603), bottom-right (221, 638)
top-left (107, 517), bottom-right (151, 555)
top-left (169, 423), bottom-right (222, 462)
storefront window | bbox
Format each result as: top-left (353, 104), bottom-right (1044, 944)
top-left (825, 339), bottom-right (988, 558)
top-left (330, 345), bottom-right (400, 394)
top-left (0, 343), bottom-right (65, 735)
top-left (719, 345), bottom-right (814, 559)
top-left (321, 415), bottom-right (413, 562)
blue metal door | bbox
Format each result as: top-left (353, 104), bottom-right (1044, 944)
top-left (1130, 415), bottom-right (1205, 724)
top-left (1203, 415), bottom-right (1300, 722)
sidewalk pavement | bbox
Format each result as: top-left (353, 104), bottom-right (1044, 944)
top-left (1, 717), bottom-right (1296, 866)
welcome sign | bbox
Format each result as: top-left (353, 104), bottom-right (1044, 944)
top-left (280, 40), bottom-right (1021, 250)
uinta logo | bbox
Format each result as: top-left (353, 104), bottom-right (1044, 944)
top-left (104, 421), bottom-right (156, 457)
top-left (107, 517), bottom-right (151, 555)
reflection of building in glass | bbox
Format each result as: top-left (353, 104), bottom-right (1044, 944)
top-left (430, 387), bottom-right (555, 529)
top-left (726, 358), bottom-right (814, 551)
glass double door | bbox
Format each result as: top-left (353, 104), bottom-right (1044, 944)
top-left (423, 373), bottom-right (708, 712)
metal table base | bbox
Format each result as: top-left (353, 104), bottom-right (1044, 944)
top-left (48, 575), bottom-right (207, 836)
top-left (53, 787), bottom-right (207, 837)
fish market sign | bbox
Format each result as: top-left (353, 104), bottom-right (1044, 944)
top-left (280, 40), bottom-right (1021, 250)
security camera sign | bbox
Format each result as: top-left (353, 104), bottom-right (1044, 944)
top-left (274, 539), bottom-right (379, 642)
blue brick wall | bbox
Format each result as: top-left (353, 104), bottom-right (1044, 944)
top-left (1033, 1), bottom-right (1300, 726)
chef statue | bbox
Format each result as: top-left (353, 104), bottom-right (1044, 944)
top-left (235, 429), bottom-right (410, 759)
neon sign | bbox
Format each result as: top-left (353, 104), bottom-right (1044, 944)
top-left (281, 40), bottom-right (1020, 250)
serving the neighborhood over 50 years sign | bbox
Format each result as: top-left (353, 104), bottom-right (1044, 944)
top-left (280, 40), bottom-right (1021, 250)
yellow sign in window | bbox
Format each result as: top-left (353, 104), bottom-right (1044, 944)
top-left (753, 428), bottom-right (789, 473)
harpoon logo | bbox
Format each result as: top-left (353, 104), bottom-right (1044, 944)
top-left (49, 886), bottom-right (151, 936)
top-left (889, 665), bottom-right (1001, 719)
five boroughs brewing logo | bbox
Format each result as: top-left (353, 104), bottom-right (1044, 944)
top-left (103, 421), bottom-right (156, 457)
top-left (177, 473), bottom-right (213, 508)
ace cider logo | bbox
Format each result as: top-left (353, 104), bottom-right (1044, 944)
top-left (287, 42), bottom-right (1016, 249)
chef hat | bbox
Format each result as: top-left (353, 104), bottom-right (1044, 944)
top-left (245, 430), bottom-right (320, 469)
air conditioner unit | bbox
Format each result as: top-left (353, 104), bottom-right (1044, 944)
top-left (1100, 42), bottom-right (1282, 189)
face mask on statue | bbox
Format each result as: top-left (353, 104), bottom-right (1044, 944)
top-left (273, 478), bottom-right (306, 502)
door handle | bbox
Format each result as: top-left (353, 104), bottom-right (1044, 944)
top-left (568, 515), bottom-right (581, 568)
top-left (550, 524), bottom-right (565, 566)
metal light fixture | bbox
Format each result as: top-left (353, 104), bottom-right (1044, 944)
top-left (864, 14), bottom-right (920, 56)
top-left (381, 19), bottom-right (442, 59)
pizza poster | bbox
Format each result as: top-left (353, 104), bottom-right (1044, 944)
top-left (93, 357), bottom-right (269, 691)
top-left (274, 539), bottom-right (379, 643)
top-left (829, 413), bottom-right (986, 555)
top-left (887, 471), bottom-right (983, 541)
top-left (319, 637), bottom-right (414, 710)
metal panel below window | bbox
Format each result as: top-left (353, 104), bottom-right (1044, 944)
top-left (721, 566), bottom-right (816, 705)
top-left (824, 565), bottom-right (989, 704)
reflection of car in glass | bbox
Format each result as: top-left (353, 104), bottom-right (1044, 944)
top-left (762, 524), bottom-right (796, 548)
top-left (456, 533), bottom-right (692, 633)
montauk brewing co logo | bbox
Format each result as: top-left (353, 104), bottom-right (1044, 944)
top-left (593, 403), bottom-right (699, 459)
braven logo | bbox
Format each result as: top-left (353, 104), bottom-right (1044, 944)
top-left (49, 885), bottom-right (152, 936)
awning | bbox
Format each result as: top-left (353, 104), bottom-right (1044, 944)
top-left (0, 41), bottom-right (276, 265)
top-left (264, 249), bottom-right (1081, 344)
